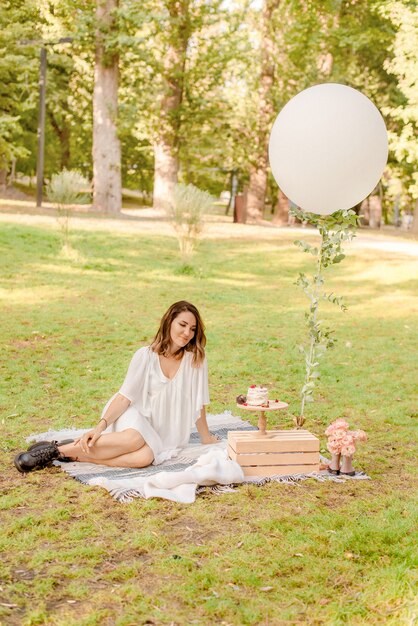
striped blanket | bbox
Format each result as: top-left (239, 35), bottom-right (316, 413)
top-left (28, 412), bottom-right (369, 502)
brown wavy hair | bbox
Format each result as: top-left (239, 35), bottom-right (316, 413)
top-left (151, 301), bottom-right (206, 366)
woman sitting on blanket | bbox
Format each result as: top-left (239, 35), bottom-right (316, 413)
top-left (14, 301), bottom-right (219, 473)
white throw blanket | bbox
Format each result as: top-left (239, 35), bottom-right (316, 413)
top-left (89, 448), bottom-right (244, 503)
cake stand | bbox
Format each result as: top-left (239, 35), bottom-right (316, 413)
top-left (237, 400), bottom-right (289, 436)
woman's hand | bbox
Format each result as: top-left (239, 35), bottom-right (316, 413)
top-left (196, 408), bottom-right (221, 445)
top-left (74, 425), bottom-right (105, 454)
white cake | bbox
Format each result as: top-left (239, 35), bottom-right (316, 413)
top-left (247, 385), bottom-right (269, 407)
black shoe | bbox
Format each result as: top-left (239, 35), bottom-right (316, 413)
top-left (14, 442), bottom-right (62, 473)
top-left (27, 439), bottom-right (74, 452)
top-left (327, 466), bottom-right (340, 475)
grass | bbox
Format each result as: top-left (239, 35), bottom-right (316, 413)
top-left (0, 216), bottom-right (417, 626)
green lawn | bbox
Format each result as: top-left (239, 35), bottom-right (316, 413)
top-left (1, 219), bottom-right (417, 626)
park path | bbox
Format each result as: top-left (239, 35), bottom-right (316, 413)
top-left (1, 203), bottom-right (417, 257)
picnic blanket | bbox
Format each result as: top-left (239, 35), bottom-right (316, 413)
top-left (28, 412), bottom-right (370, 502)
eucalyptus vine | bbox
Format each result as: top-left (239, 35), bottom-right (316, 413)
top-left (291, 206), bottom-right (360, 427)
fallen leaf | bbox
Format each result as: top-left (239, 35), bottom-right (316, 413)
top-left (227, 583), bottom-right (240, 590)
top-left (236, 541), bottom-right (243, 548)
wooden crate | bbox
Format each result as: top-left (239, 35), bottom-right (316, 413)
top-left (228, 429), bottom-right (320, 477)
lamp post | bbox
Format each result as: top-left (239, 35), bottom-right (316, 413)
top-left (20, 37), bottom-right (73, 206)
top-left (37, 46), bottom-right (47, 207)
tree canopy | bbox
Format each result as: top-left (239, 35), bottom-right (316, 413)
top-left (0, 0), bottom-right (416, 214)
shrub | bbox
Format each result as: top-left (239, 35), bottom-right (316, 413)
top-left (168, 183), bottom-right (214, 262)
top-left (46, 169), bottom-right (90, 255)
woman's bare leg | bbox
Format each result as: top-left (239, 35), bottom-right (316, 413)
top-left (90, 444), bottom-right (154, 468)
top-left (58, 429), bottom-right (146, 462)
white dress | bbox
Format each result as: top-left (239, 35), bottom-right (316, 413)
top-left (101, 346), bottom-right (210, 465)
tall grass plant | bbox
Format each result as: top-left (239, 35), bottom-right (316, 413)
top-left (168, 183), bottom-right (214, 264)
top-left (46, 169), bottom-right (90, 259)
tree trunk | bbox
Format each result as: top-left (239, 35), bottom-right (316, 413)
top-left (0, 168), bottom-right (7, 191)
top-left (368, 194), bottom-right (382, 228)
top-left (8, 158), bottom-right (16, 187)
top-left (153, 140), bottom-right (179, 212)
top-left (412, 198), bottom-right (418, 235)
top-left (273, 189), bottom-right (289, 225)
top-left (153, 1), bottom-right (190, 211)
top-left (49, 111), bottom-right (71, 170)
top-left (247, 166), bottom-right (268, 222)
top-left (360, 197), bottom-right (370, 226)
top-left (246, 0), bottom-right (279, 223)
top-left (92, 0), bottom-right (121, 213)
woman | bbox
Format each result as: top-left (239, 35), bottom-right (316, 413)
top-left (14, 301), bottom-right (219, 473)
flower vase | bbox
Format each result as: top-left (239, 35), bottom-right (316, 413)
top-left (340, 454), bottom-right (355, 476)
top-left (328, 452), bottom-right (341, 474)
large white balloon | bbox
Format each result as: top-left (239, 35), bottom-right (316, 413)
top-left (268, 83), bottom-right (388, 215)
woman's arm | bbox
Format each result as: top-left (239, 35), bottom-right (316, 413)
top-left (74, 393), bottom-right (131, 452)
top-left (196, 406), bottom-right (221, 445)
top-left (100, 393), bottom-right (131, 429)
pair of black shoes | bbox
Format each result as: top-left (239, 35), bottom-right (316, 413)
top-left (14, 439), bottom-right (74, 474)
top-left (327, 466), bottom-right (356, 477)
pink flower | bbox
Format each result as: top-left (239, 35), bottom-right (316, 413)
top-left (341, 433), bottom-right (355, 446)
top-left (327, 439), bottom-right (341, 454)
top-left (341, 443), bottom-right (356, 456)
top-left (352, 429), bottom-right (367, 442)
top-left (325, 420), bottom-right (367, 457)
top-left (325, 419), bottom-right (349, 436)
top-left (340, 433), bottom-right (356, 456)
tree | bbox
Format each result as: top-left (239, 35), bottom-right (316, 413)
top-left (152, 0), bottom-right (191, 210)
top-left (379, 1), bottom-right (418, 212)
top-left (118, 0), bottom-right (243, 202)
top-left (176, 1), bottom-right (253, 194)
top-left (0, 0), bottom-right (40, 188)
top-left (92, 0), bottom-right (121, 213)
top-left (244, 0), bottom-right (340, 221)
top-left (246, 0), bottom-right (279, 222)
top-left (0, 0), bottom-right (109, 195)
